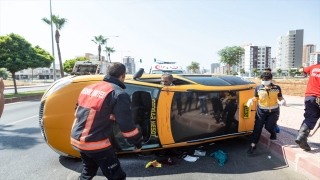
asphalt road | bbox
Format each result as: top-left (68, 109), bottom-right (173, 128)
top-left (0, 100), bottom-right (308, 180)
top-left (4, 85), bottom-right (51, 94)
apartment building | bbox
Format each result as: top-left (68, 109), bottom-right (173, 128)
top-left (276, 29), bottom-right (304, 71)
top-left (210, 63), bottom-right (220, 73)
top-left (309, 52), bottom-right (320, 65)
top-left (302, 44), bottom-right (316, 66)
top-left (241, 44), bottom-right (271, 76)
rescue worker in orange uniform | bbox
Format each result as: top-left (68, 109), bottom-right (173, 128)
top-left (71, 62), bottom-right (143, 180)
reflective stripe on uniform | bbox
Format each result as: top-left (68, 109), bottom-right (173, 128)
top-left (258, 104), bottom-right (279, 110)
top-left (80, 109), bottom-right (96, 142)
top-left (110, 114), bottom-right (115, 121)
top-left (71, 137), bottom-right (111, 150)
top-left (122, 128), bottom-right (139, 138)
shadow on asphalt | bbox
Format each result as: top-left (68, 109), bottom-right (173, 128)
top-left (0, 125), bottom-right (42, 150)
top-left (274, 125), bottom-right (320, 153)
top-left (58, 137), bottom-right (292, 178)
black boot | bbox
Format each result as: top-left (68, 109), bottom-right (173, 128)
top-left (295, 125), bottom-right (311, 151)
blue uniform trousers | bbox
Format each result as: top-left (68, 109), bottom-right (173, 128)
top-left (251, 107), bottom-right (279, 144)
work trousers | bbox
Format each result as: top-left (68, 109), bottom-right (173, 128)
top-left (251, 107), bottom-right (279, 144)
top-left (302, 96), bottom-right (320, 130)
top-left (79, 148), bottom-right (126, 180)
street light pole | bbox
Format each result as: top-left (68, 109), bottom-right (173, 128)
top-left (49, 0), bottom-right (56, 81)
top-left (119, 51), bottom-right (130, 63)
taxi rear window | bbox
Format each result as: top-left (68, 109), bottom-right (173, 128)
top-left (183, 76), bottom-right (230, 86)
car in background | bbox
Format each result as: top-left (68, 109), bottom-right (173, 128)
top-left (39, 70), bottom-right (257, 158)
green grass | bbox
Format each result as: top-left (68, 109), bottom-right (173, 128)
top-left (4, 90), bottom-right (45, 98)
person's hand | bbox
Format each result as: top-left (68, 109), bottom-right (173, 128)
top-left (246, 99), bottom-right (253, 107)
top-left (0, 78), bottom-right (4, 93)
top-left (279, 99), bottom-right (286, 106)
top-left (133, 146), bottom-right (141, 152)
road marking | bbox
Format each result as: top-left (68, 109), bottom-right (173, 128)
top-left (5, 115), bottom-right (38, 125)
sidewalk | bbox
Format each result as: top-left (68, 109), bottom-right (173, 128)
top-left (258, 95), bottom-right (320, 180)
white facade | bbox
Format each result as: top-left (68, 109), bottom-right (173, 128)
top-left (276, 29), bottom-right (304, 71)
top-left (309, 52), bottom-right (320, 66)
top-left (15, 64), bottom-right (62, 80)
top-left (276, 36), bottom-right (286, 70)
top-left (241, 44), bottom-right (271, 77)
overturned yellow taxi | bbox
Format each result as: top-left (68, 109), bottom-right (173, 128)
top-left (39, 71), bottom-right (257, 158)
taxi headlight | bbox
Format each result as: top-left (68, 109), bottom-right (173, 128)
top-left (43, 79), bottom-right (73, 99)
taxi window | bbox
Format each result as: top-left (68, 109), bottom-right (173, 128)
top-left (183, 76), bottom-right (231, 86)
top-left (170, 90), bottom-right (241, 143)
top-left (113, 83), bottom-right (161, 151)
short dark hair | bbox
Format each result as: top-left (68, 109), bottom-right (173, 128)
top-left (264, 67), bottom-right (272, 72)
top-left (107, 62), bottom-right (126, 78)
top-left (260, 72), bottom-right (273, 80)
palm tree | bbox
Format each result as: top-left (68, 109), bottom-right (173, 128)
top-left (104, 47), bottom-right (115, 63)
top-left (42, 14), bottom-right (67, 78)
top-left (92, 36), bottom-right (108, 73)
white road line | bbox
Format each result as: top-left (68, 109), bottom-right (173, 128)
top-left (5, 115), bottom-right (39, 125)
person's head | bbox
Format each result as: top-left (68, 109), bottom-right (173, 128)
top-left (107, 62), bottom-right (126, 82)
top-left (260, 72), bottom-right (273, 86)
top-left (161, 73), bottom-right (173, 86)
top-left (263, 67), bottom-right (272, 73)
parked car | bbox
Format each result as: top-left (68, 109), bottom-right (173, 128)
top-left (39, 70), bottom-right (257, 158)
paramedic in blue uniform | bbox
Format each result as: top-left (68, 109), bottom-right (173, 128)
top-left (246, 72), bottom-right (286, 154)
top-left (71, 62), bottom-right (143, 180)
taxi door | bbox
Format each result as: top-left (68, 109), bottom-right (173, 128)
top-left (238, 89), bottom-right (256, 132)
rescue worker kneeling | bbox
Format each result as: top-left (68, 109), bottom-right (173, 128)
top-left (246, 72), bottom-right (286, 154)
top-left (71, 62), bottom-right (143, 180)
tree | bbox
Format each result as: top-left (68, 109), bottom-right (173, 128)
top-left (0, 33), bottom-right (35, 94)
top-left (232, 72), bottom-right (238, 76)
top-left (92, 35), bottom-right (108, 62)
top-left (251, 68), bottom-right (258, 77)
top-left (104, 46), bottom-right (115, 63)
top-left (240, 68), bottom-right (245, 77)
top-left (217, 46), bottom-right (245, 75)
top-left (256, 71), bottom-right (261, 77)
top-left (42, 14), bottom-right (68, 78)
top-left (277, 68), bottom-right (282, 77)
top-left (63, 57), bottom-right (89, 74)
top-left (187, 61), bottom-right (200, 73)
top-left (29, 46), bottom-right (54, 80)
top-left (288, 68), bottom-right (295, 77)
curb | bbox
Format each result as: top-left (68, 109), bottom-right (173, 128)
top-left (259, 131), bottom-right (320, 180)
top-left (4, 94), bottom-right (43, 104)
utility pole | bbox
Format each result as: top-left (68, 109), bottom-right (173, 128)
top-left (49, 0), bottom-right (56, 81)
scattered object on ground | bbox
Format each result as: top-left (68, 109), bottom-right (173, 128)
top-left (158, 158), bottom-right (174, 165)
top-left (194, 150), bottom-right (206, 156)
top-left (183, 155), bottom-right (199, 162)
top-left (209, 143), bottom-right (215, 145)
top-left (210, 150), bottom-right (227, 166)
top-left (145, 160), bottom-right (162, 168)
top-left (275, 125), bottom-right (280, 133)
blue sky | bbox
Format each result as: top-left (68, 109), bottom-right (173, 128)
top-left (1, 0), bottom-right (319, 71)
